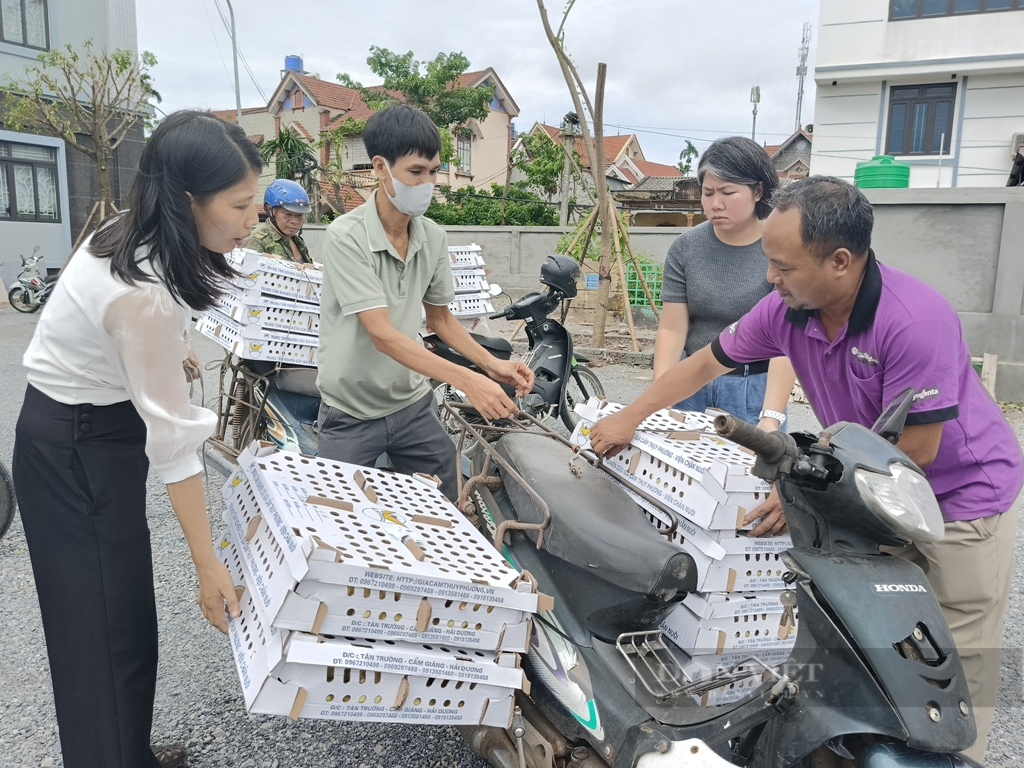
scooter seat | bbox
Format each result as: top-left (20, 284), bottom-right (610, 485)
top-left (495, 432), bottom-right (696, 600)
top-left (470, 333), bottom-right (513, 357)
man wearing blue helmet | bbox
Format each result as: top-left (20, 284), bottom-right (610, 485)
top-left (244, 178), bottom-right (312, 263)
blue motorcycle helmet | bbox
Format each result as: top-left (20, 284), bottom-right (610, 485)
top-left (264, 179), bottom-right (311, 214)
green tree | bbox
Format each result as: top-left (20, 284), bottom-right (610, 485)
top-left (425, 183), bottom-right (557, 227)
top-left (337, 47), bottom-right (493, 165)
top-left (1, 38), bottom-right (158, 216)
top-left (677, 140), bottom-right (699, 176)
top-left (512, 131), bottom-right (575, 201)
top-left (259, 127), bottom-right (317, 183)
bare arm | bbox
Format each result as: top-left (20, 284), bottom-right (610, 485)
top-left (166, 474), bottom-right (239, 633)
top-left (897, 422), bottom-right (944, 468)
top-left (358, 306), bottom-right (517, 421)
top-left (588, 345), bottom-right (731, 457)
top-left (757, 357), bottom-right (797, 431)
top-left (652, 302), bottom-right (689, 380)
top-left (424, 304), bottom-right (533, 395)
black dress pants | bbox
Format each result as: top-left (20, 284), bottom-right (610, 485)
top-left (13, 385), bottom-right (161, 768)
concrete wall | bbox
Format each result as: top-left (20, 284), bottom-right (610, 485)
top-left (298, 187), bottom-right (1024, 399)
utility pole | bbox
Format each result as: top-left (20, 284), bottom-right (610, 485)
top-left (224, 0), bottom-right (242, 125)
top-left (750, 86), bottom-right (760, 142)
top-left (795, 22), bottom-right (811, 132)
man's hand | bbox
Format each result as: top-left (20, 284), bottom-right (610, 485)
top-left (744, 487), bottom-right (788, 537)
top-left (484, 358), bottom-right (534, 397)
top-left (587, 409), bottom-right (643, 459)
top-left (461, 371), bottom-right (519, 421)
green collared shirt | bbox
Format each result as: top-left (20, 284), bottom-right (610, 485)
top-left (317, 189), bottom-right (455, 419)
top-left (243, 222), bottom-right (312, 264)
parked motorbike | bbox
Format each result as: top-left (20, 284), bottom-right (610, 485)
top-left (425, 254), bottom-right (605, 431)
top-left (8, 246), bottom-right (57, 313)
top-left (449, 388), bottom-right (980, 768)
top-left (0, 460), bottom-right (15, 539)
top-left (206, 255), bottom-right (605, 464)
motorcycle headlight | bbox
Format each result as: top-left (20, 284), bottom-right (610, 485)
top-left (854, 463), bottom-right (944, 543)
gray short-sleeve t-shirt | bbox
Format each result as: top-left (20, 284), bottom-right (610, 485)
top-left (317, 189), bottom-right (455, 420)
top-left (660, 221), bottom-right (773, 356)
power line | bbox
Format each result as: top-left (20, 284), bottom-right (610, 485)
top-left (212, 0), bottom-right (268, 104)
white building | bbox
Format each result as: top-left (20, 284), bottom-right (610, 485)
top-left (0, 0), bottom-right (138, 286)
top-left (810, 0), bottom-right (1024, 187)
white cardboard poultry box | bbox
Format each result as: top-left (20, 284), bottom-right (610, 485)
top-left (571, 403), bottom-right (770, 530)
top-left (225, 252), bottom-right (323, 306)
top-left (660, 600), bottom-right (797, 655)
top-left (216, 293), bottom-right (320, 336)
top-left (679, 647), bottom-right (793, 707)
top-left (448, 243), bottom-right (486, 269)
top-left (196, 313), bottom-right (319, 366)
top-left (233, 444), bottom-right (541, 614)
top-left (219, 536), bottom-right (516, 727)
top-left (222, 476), bottom-right (531, 652)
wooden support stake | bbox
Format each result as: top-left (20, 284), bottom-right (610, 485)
top-left (615, 212), bottom-right (660, 318)
top-left (981, 353), bottom-right (998, 398)
top-left (609, 200), bottom-right (639, 352)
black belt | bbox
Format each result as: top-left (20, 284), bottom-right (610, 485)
top-left (724, 360), bottom-right (770, 377)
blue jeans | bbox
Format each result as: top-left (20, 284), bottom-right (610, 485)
top-left (674, 355), bottom-right (775, 427)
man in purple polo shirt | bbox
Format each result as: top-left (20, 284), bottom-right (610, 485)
top-left (589, 176), bottom-right (1022, 761)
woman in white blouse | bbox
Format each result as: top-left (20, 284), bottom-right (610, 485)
top-left (13, 110), bottom-right (262, 768)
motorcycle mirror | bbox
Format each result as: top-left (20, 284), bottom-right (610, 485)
top-left (32, 245), bottom-right (40, 254)
top-left (870, 387), bottom-right (916, 444)
top-left (488, 283), bottom-right (503, 297)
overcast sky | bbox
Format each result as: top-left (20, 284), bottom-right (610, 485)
top-left (136, 0), bottom-right (820, 167)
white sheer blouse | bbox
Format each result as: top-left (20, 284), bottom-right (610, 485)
top-left (23, 242), bottom-right (216, 484)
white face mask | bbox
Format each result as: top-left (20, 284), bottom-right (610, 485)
top-left (383, 160), bottom-right (435, 217)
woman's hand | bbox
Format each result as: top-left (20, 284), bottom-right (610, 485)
top-left (587, 409), bottom-right (643, 459)
top-left (194, 555), bottom-right (241, 634)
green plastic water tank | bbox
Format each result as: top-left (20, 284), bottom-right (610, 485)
top-left (854, 155), bottom-right (910, 189)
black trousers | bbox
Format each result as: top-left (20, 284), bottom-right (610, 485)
top-left (13, 385), bottom-right (161, 768)
top-left (317, 392), bottom-right (459, 502)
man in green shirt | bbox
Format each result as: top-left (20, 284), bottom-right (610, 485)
top-left (317, 104), bottom-right (533, 500)
top-left (243, 179), bottom-right (312, 264)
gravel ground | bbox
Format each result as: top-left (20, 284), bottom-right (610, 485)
top-left (2, 306), bottom-right (1023, 767)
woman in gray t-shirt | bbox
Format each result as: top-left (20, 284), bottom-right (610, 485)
top-left (655, 136), bottom-right (794, 427)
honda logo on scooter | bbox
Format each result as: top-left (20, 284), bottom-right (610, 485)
top-left (873, 583), bottom-right (928, 593)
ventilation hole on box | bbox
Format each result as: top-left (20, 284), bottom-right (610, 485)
top-left (413, 697), bottom-right (422, 705)
top-left (429, 699), bottom-right (437, 706)
top-left (394, 613), bottom-right (403, 621)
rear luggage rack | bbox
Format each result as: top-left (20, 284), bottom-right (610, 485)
top-left (616, 629), bottom-right (786, 703)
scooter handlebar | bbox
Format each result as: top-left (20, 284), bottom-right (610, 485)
top-left (713, 414), bottom-right (792, 464)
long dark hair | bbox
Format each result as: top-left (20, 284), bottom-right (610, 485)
top-left (91, 110), bottom-right (264, 311)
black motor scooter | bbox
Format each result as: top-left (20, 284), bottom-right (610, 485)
top-left (451, 389), bottom-right (981, 768)
top-left (424, 254), bottom-right (605, 431)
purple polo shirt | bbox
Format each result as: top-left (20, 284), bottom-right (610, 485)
top-left (712, 250), bottom-right (1023, 522)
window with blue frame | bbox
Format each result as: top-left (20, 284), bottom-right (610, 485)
top-left (0, 0), bottom-right (48, 49)
top-left (0, 141), bottom-right (60, 222)
top-left (885, 84), bottom-right (956, 156)
top-left (890, 0), bottom-right (1022, 19)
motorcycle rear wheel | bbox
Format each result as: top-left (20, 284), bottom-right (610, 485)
top-left (560, 365), bottom-right (605, 430)
top-left (0, 461), bottom-right (16, 539)
top-left (7, 286), bottom-right (39, 313)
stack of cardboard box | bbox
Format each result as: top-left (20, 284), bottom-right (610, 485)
top-left (218, 442), bottom-right (544, 726)
top-left (571, 399), bottom-right (797, 706)
top-left (446, 244), bottom-right (495, 325)
top-left (196, 248), bottom-right (321, 365)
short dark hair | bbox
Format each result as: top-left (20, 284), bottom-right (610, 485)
top-left (771, 176), bottom-right (873, 262)
top-left (363, 104), bottom-right (442, 164)
top-left (90, 110), bottom-right (263, 311)
top-left (697, 136), bottom-right (779, 219)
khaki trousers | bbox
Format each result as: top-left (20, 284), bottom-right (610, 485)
top-left (888, 489), bottom-right (1022, 763)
